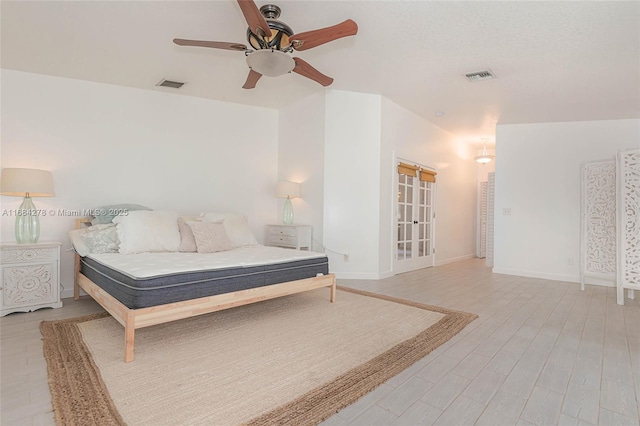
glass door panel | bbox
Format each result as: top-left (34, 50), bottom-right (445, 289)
top-left (395, 166), bottom-right (435, 274)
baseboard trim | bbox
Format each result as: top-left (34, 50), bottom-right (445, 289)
top-left (582, 276), bottom-right (616, 288)
top-left (378, 270), bottom-right (394, 279)
top-left (435, 254), bottom-right (476, 267)
top-left (491, 267), bottom-right (580, 284)
top-left (61, 287), bottom-right (75, 300)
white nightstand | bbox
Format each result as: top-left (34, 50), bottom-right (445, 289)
top-left (265, 225), bottom-right (312, 250)
top-left (0, 242), bottom-right (62, 316)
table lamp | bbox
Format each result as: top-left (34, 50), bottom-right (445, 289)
top-left (276, 181), bottom-right (301, 225)
top-left (1, 168), bottom-right (55, 243)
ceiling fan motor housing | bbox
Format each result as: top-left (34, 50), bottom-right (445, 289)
top-left (259, 4), bottom-right (281, 19)
top-left (246, 4), bottom-right (293, 51)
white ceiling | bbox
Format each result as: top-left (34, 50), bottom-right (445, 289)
top-left (2, 1), bottom-right (639, 145)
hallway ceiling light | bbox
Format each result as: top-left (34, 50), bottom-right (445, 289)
top-left (474, 140), bottom-right (494, 164)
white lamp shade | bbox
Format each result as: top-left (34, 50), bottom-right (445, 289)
top-left (276, 181), bottom-right (301, 198)
top-left (0, 168), bottom-right (55, 197)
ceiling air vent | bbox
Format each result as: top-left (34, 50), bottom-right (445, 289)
top-left (156, 79), bottom-right (185, 89)
top-left (464, 70), bottom-right (495, 82)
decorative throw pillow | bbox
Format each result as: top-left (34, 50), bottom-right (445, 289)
top-left (113, 211), bottom-right (181, 254)
top-left (187, 221), bottom-right (232, 253)
top-left (90, 203), bottom-right (152, 225)
top-left (200, 212), bottom-right (258, 248)
top-left (177, 216), bottom-right (198, 253)
top-left (69, 224), bottom-right (119, 256)
top-left (68, 229), bottom-right (92, 257)
top-left (81, 224), bottom-right (120, 254)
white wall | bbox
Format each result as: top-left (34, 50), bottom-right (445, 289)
top-left (494, 119), bottom-right (640, 282)
top-left (2, 71), bottom-right (482, 295)
top-left (381, 98), bottom-right (478, 270)
top-left (323, 91), bottom-right (382, 278)
top-left (277, 93), bottom-right (325, 250)
top-left (283, 91), bottom-right (478, 279)
top-left (1, 70), bottom-right (279, 298)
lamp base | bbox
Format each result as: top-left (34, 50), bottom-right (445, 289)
top-left (282, 197), bottom-right (294, 225)
top-left (15, 196), bottom-right (40, 244)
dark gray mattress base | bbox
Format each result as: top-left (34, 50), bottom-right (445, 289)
top-left (80, 256), bottom-right (329, 309)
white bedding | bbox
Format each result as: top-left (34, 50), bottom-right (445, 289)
top-left (87, 245), bottom-right (327, 279)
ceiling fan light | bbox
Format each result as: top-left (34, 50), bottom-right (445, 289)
top-left (246, 50), bottom-right (295, 77)
top-left (474, 154), bottom-right (494, 164)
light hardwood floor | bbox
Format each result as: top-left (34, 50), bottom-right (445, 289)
top-left (1, 258), bottom-right (639, 425)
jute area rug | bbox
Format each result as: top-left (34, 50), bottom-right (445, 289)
top-left (41, 286), bottom-right (477, 426)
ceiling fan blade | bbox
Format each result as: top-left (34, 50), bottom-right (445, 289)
top-left (242, 69), bottom-right (262, 89)
top-left (290, 19), bottom-right (358, 51)
top-left (237, 0), bottom-right (271, 37)
top-left (292, 57), bottom-right (333, 87)
top-left (173, 39), bottom-right (247, 51)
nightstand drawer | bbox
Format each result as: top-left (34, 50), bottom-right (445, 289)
top-left (1, 247), bottom-right (58, 264)
top-left (267, 235), bottom-right (297, 247)
top-left (268, 227), bottom-right (297, 237)
top-left (264, 225), bottom-right (312, 251)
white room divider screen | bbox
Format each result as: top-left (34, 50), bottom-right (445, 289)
top-left (580, 149), bottom-right (640, 305)
top-left (580, 160), bottom-right (617, 290)
top-left (616, 149), bottom-right (639, 305)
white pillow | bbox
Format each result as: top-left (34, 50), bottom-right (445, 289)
top-left (69, 229), bottom-right (91, 257)
top-left (200, 212), bottom-right (259, 248)
top-left (113, 211), bottom-right (181, 254)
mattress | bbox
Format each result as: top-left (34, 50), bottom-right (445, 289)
top-left (80, 246), bottom-right (329, 309)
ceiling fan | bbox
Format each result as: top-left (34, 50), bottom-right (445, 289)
top-left (173, 0), bottom-right (358, 89)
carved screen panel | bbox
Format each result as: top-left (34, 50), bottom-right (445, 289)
top-left (617, 149), bottom-right (640, 297)
top-left (581, 160), bottom-right (617, 285)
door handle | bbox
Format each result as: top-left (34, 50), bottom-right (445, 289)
top-left (413, 220), bottom-right (418, 224)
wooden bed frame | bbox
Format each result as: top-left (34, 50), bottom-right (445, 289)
top-left (73, 218), bottom-right (336, 362)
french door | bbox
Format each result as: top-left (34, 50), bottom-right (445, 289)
top-left (395, 167), bottom-right (435, 274)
